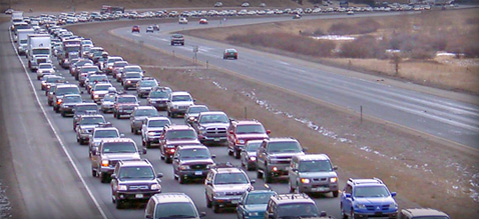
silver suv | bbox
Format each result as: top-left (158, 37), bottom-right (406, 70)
top-left (191, 111), bottom-right (230, 145)
top-left (256, 138), bottom-right (305, 183)
top-left (141, 117), bottom-right (171, 148)
top-left (288, 154), bottom-right (339, 197)
top-left (205, 164), bottom-right (255, 213)
top-left (167, 91), bottom-right (195, 118)
top-left (265, 193), bottom-right (322, 219)
top-left (145, 193), bottom-right (206, 219)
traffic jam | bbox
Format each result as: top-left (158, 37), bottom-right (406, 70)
top-left (8, 7), bottom-right (449, 219)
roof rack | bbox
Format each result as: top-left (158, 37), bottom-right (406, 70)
top-left (212, 162), bottom-right (235, 169)
top-left (276, 193), bottom-right (310, 200)
top-left (97, 122), bottom-right (113, 128)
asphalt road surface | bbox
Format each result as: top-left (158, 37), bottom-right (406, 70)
top-left (111, 13), bottom-right (479, 149)
top-left (2, 20), bottom-right (344, 219)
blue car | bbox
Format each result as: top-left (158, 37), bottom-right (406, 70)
top-left (340, 178), bottom-right (398, 219)
top-left (236, 190), bottom-right (277, 219)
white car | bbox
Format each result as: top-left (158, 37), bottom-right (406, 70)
top-left (179, 17), bottom-right (188, 24)
top-left (36, 63), bottom-right (55, 80)
top-left (241, 2), bottom-right (250, 7)
top-left (167, 91), bottom-right (195, 118)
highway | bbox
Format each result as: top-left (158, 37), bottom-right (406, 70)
top-left (1, 20), bottom-right (343, 219)
top-left (111, 14), bottom-right (479, 149)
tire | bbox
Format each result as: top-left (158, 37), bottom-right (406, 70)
top-left (55, 106), bottom-right (59, 113)
top-left (206, 195), bottom-right (212, 208)
top-left (178, 176), bottom-right (185, 184)
top-left (48, 100), bottom-right (52, 106)
top-left (289, 182), bottom-right (295, 193)
top-left (264, 170), bottom-right (272, 183)
top-left (234, 149), bottom-right (240, 159)
top-left (256, 170), bottom-right (263, 179)
top-left (37, 76), bottom-right (41, 80)
top-left (165, 157), bottom-right (172, 164)
top-left (115, 200), bottom-right (123, 209)
top-left (131, 127), bottom-right (134, 133)
top-left (228, 150), bottom-right (233, 156)
top-left (100, 173), bottom-right (109, 183)
top-left (116, 113), bottom-right (120, 119)
top-left (333, 190), bottom-right (339, 198)
top-left (145, 141), bottom-right (151, 148)
top-left (91, 169), bottom-right (97, 177)
top-left (61, 111), bottom-right (66, 117)
top-left (213, 202), bottom-right (220, 213)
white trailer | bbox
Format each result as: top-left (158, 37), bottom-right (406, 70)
top-left (17, 29), bottom-right (34, 55)
top-left (27, 34), bottom-right (51, 71)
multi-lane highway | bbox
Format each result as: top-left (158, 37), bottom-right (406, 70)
top-left (1, 20), bottom-right (344, 218)
top-left (111, 14), bottom-right (479, 149)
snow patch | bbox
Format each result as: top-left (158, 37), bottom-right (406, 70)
top-left (0, 181), bottom-right (11, 218)
top-left (311, 35), bottom-right (356, 41)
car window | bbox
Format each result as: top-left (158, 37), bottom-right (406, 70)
top-left (117, 96), bottom-right (137, 103)
top-left (102, 142), bottom-right (136, 153)
top-left (246, 142), bottom-right (261, 152)
top-left (298, 160), bottom-right (332, 172)
top-left (125, 73), bottom-right (142, 78)
top-left (165, 130), bottom-right (197, 140)
top-left (94, 85), bottom-right (111, 91)
top-left (180, 148), bottom-right (210, 159)
top-left (80, 117), bottom-right (105, 125)
top-left (245, 193), bottom-right (275, 205)
top-left (133, 109), bottom-right (158, 117)
top-left (140, 80), bottom-right (157, 87)
top-left (154, 202), bottom-right (198, 219)
top-left (171, 95), bottom-right (192, 102)
top-left (214, 172), bottom-right (248, 184)
top-left (56, 87), bottom-right (80, 95)
top-left (236, 124), bottom-right (265, 134)
top-left (118, 166), bottom-right (154, 180)
top-left (277, 203), bottom-right (319, 218)
top-left (267, 141), bottom-right (301, 153)
top-left (148, 120), bottom-right (170, 128)
top-left (63, 95), bottom-right (82, 103)
top-left (199, 114), bottom-right (228, 123)
top-left (187, 106), bottom-right (208, 113)
top-left (94, 130), bottom-right (119, 138)
top-left (75, 105), bottom-right (98, 112)
top-left (354, 186), bottom-right (390, 198)
top-left (149, 91), bottom-right (168, 98)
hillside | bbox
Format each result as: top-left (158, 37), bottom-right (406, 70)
top-left (1, 0), bottom-right (320, 12)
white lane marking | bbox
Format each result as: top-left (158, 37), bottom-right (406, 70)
top-left (9, 30), bottom-right (108, 219)
top-left (277, 60), bottom-right (291, 66)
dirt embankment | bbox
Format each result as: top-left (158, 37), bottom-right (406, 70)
top-left (68, 19), bottom-right (479, 218)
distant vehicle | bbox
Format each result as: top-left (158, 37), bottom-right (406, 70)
top-left (400, 208), bottom-right (450, 219)
top-left (131, 25), bottom-right (140, 33)
top-left (223, 48), bottom-right (238, 59)
top-left (113, 94), bottom-right (139, 119)
top-left (293, 14), bottom-right (302, 19)
top-left (347, 10), bottom-right (354, 15)
top-left (4, 9), bottom-right (14, 15)
top-left (199, 18), bottom-right (208, 24)
top-left (264, 193), bottom-right (322, 219)
top-left (227, 120), bottom-right (269, 158)
top-left (191, 111), bottom-right (230, 146)
top-left (75, 114), bottom-right (106, 144)
top-left (130, 106), bottom-right (159, 135)
top-left (172, 145), bottom-right (215, 184)
top-left (170, 34), bottom-right (185, 46)
top-left (241, 2), bottom-right (250, 7)
top-left (167, 91), bottom-right (195, 118)
top-left (184, 105), bottom-right (209, 125)
top-left (179, 17), bottom-right (188, 24)
top-left (141, 117), bottom-right (171, 148)
top-left (146, 26), bottom-right (154, 33)
top-left (214, 2), bottom-right (223, 7)
top-left (240, 140), bottom-right (262, 170)
top-left (152, 24), bottom-right (160, 31)
top-left (159, 125), bottom-right (201, 163)
top-left (236, 190), bottom-right (277, 219)
top-left (259, 3), bottom-right (266, 7)
top-left (145, 193), bottom-right (206, 219)
top-left (147, 87), bottom-right (171, 110)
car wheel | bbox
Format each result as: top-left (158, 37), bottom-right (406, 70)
top-left (115, 200), bottom-right (123, 209)
top-left (165, 157), bottom-right (172, 164)
top-left (61, 111), bottom-right (66, 117)
top-left (48, 100), bottom-right (52, 106)
top-left (55, 106), bottom-right (59, 113)
top-left (116, 113), bottom-right (120, 119)
top-left (213, 202), bottom-right (220, 213)
top-left (234, 149), bottom-right (240, 159)
top-left (131, 127), bottom-right (134, 133)
top-left (206, 195), bottom-right (212, 208)
top-left (256, 170), bottom-right (263, 179)
top-left (289, 182), bottom-right (295, 193)
top-left (37, 76), bottom-right (41, 80)
top-left (340, 204), bottom-right (348, 219)
top-left (100, 173), bottom-right (109, 183)
top-left (91, 169), bottom-right (97, 177)
top-left (178, 176), bottom-right (184, 184)
top-left (228, 150), bottom-right (233, 156)
top-left (264, 170), bottom-right (272, 183)
top-left (333, 190), bottom-right (339, 198)
top-left (145, 141), bottom-right (151, 148)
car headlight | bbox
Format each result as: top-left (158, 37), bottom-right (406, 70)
top-left (300, 178), bottom-right (311, 184)
top-left (81, 128), bottom-right (89, 134)
top-left (94, 95), bottom-right (99, 98)
top-left (117, 185), bottom-right (127, 191)
top-left (330, 177), bottom-right (338, 183)
top-left (389, 203), bottom-right (398, 209)
top-left (188, 116), bottom-right (195, 121)
top-left (249, 157), bottom-right (256, 161)
top-left (248, 212), bottom-right (259, 216)
top-left (214, 192), bottom-right (225, 197)
top-left (173, 105), bottom-right (178, 109)
top-left (127, 80), bottom-right (131, 84)
top-left (179, 165), bottom-right (190, 170)
top-left (147, 132), bottom-right (156, 136)
top-left (237, 139), bottom-right (245, 144)
top-left (356, 204), bottom-right (366, 209)
top-left (151, 184), bottom-right (161, 190)
top-left (101, 159), bottom-right (109, 167)
top-left (206, 164), bottom-right (214, 169)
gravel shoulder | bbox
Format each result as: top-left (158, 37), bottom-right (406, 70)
top-left (68, 19), bottom-right (479, 218)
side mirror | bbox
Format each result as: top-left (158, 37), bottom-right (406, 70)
top-left (211, 154), bottom-right (216, 159)
top-left (142, 148), bottom-right (147, 155)
top-left (291, 168), bottom-right (298, 172)
top-left (193, 99), bottom-right (197, 102)
top-left (120, 134), bottom-right (125, 137)
top-left (80, 91), bottom-right (84, 94)
top-left (345, 193), bottom-right (351, 198)
top-left (229, 130), bottom-right (234, 135)
top-left (302, 147), bottom-right (308, 153)
top-left (199, 212), bottom-right (206, 217)
top-left (206, 181), bottom-right (212, 186)
top-left (333, 166), bottom-right (338, 170)
top-left (391, 192), bottom-right (397, 197)
top-left (110, 174), bottom-right (116, 179)
top-left (266, 130), bottom-right (271, 134)
top-left (157, 173), bottom-right (163, 178)
top-left (250, 180), bottom-right (256, 184)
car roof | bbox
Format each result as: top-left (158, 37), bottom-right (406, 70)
top-left (117, 94), bottom-right (136, 98)
top-left (56, 84), bottom-right (79, 88)
top-left (165, 125), bottom-right (194, 131)
top-left (63, 94), bottom-right (81, 97)
top-left (234, 120), bottom-right (263, 125)
top-left (265, 137), bottom-right (297, 143)
top-left (119, 159), bottom-right (152, 167)
top-left (152, 193), bottom-right (193, 204)
top-left (401, 208), bottom-right (449, 217)
top-left (101, 138), bottom-right (135, 143)
top-left (295, 154), bottom-right (331, 161)
top-left (94, 127), bottom-right (118, 131)
top-left (178, 145), bottom-right (208, 150)
top-left (348, 178), bottom-right (384, 186)
top-left (134, 106), bottom-right (156, 110)
top-left (75, 103), bottom-right (97, 106)
top-left (199, 111), bottom-right (226, 116)
top-left (272, 193), bottom-right (316, 205)
top-left (171, 91), bottom-right (191, 96)
top-left (214, 166), bottom-right (244, 174)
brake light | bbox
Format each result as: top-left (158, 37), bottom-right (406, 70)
top-left (101, 160), bottom-right (109, 167)
top-left (56, 99), bottom-right (63, 105)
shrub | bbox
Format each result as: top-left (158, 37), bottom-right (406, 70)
top-left (328, 19), bottom-right (381, 35)
top-left (339, 35), bottom-right (385, 58)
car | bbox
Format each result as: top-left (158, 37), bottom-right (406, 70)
top-left (130, 106), bottom-right (159, 135)
top-left (72, 59), bottom-right (93, 80)
top-left (340, 178), bottom-right (398, 219)
top-left (136, 78), bottom-right (158, 98)
top-left (78, 65), bottom-right (100, 87)
top-left (111, 61), bottom-right (129, 80)
top-left (75, 114), bottom-right (106, 145)
top-left (147, 87), bottom-right (171, 110)
top-left (118, 64), bottom-right (142, 83)
top-left (59, 94), bottom-right (82, 117)
top-left (72, 103), bottom-right (99, 130)
top-left (347, 10), bottom-right (354, 15)
top-left (52, 84), bottom-right (82, 113)
top-left (241, 2), bottom-right (250, 7)
top-left (223, 49), bottom-right (238, 59)
top-left (146, 26), bottom-right (154, 33)
top-left (145, 193), bottom-right (206, 219)
top-left (90, 138), bottom-right (145, 183)
top-left (288, 154), bottom-right (339, 197)
top-left (170, 34), bottom-right (185, 46)
top-left (214, 2), bottom-right (223, 7)
top-left (227, 120), bottom-right (269, 159)
top-left (40, 75), bottom-right (64, 91)
top-left (90, 83), bottom-right (113, 103)
top-left (399, 208), bottom-right (449, 219)
top-left (122, 72), bottom-right (142, 90)
top-left (166, 91), bottom-right (195, 118)
top-left (141, 117), bottom-right (171, 148)
top-left (236, 190), bottom-right (277, 219)
top-left (113, 94), bottom-right (139, 119)
top-left (36, 63), bottom-right (55, 80)
top-left (264, 193), bottom-right (322, 219)
top-left (259, 3), bottom-right (266, 7)
top-left (132, 25), bottom-right (140, 33)
top-left (88, 126), bottom-right (122, 157)
top-left (199, 18), bottom-right (208, 24)
top-left (293, 14), bottom-right (302, 19)
top-left (256, 138), bottom-right (305, 183)
top-left (152, 24), bottom-right (160, 31)
top-left (205, 163), bottom-right (255, 213)
top-left (100, 93), bottom-right (116, 113)
top-left (85, 74), bottom-right (109, 93)
top-left (240, 140), bottom-right (262, 171)
top-left (172, 145), bottom-right (215, 184)
top-left (110, 159), bottom-right (163, 209)
top-left (179, 17), bottom-right (188, 24)
top-left (159, 125), bottom-right (201, 163)
top-left (191, 111), bottom-right (230, 146)
top-left (102, 56), bottom-right (123, 74)
top-left (184, 105), bottom-right (209, 125)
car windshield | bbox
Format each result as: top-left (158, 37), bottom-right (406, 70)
top-left (108, 58), bottom-right (122, 64)
top-left (125, 73), bottom-right (141, 78)
top-left (94, 85), bottom-right (111, 91)
top-left (46, 77), bottom-right (63, 83)
top-left (80, 117), bottom-right (105, 125)
top-left (171, 95), bottom-right (192, 102)
top-left (118, 166), bottom-right (154, 180)
top-left (125, 67), bottom-right (142, 73)
top-left (199, 114), bottom-right (228, 124)
top-left (408, 217), bottom-right (448, 219)
top-left (94, 130), bottom-right (119, 138)
top-left (118, 96), bottom-right (137, 103)
top-left (114, 62), bottom-right (128, 67)
top-left (56, 87), bottom-right (79, 95)
top-left (75, 105), bottom-right (98, 113)
top-left (214, 172), bottom-right (248, 185)
top-left (89, 75), bottom-right (107, 81)
top-left (172, 34), bottom-right (183, 39)
top-left (154, 202), bottom-right (198, 219)
top-left (299, 160), bottom-right (332, 172)
top-left (77, 61), bottom-right (92, 66)
top-left (63, 95), bottom-right (82, 103)
top-left (134, 109), bottom-right (158, 117)
top-left (277, 203), bottom-right (320, 218)
top-left (245, 193), bottom-right (275, 205)
top-left (148, 120), bottom-right (170, 128)
top-left (246, 142), bottom-right (261, 152)
top-left (103, 95), bottom-right (116, 101)
top-left (236, 124), bottom-right (265, 134)
top-left (33, 48), bottom-right (50, 55)
top-left (81, 67), bottom-right (98, 73)
top-left (267, 142), bottom-right (301, 153)
top-left (39, 64), bottom-right (53, 69)
top-left (140, 80), bottom-right (157, 87)
top-left (354, 186), bottom-right (390, 198)
top-left (165, 130), bottom-right (197, 140)
top-left (180, 148), bottom-right (210, 159)
top-left (187, 106), bottom-right (208, 113)
top-left (102, 142), bottom-right (136, 153)
top-left (149, 91), bottom-right (168, 98)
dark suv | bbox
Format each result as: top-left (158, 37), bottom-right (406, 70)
top-left (170, 34), bottom-right (185, 46)
top-left (113, 94), bottom-right (139, 119)
top-left (172, 145), bottom-right (215, 184)
top-left (159, 125), bottom-right (201, 163)
top-left (110, 159), bottom-right (163, 209)
top-left (265, 193), bottom-right (322, 219)
top-left (256, 138), bottom-right (305, 183)
top-left (227, 120), bottom-right (269, 159)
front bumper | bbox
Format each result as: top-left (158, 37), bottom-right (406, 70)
top-left (116, 191), bottom-right (160, 202)
top-left (353, 209), bottom-right (398, 218)
top-left (266, 163), bottom-right (290, 177)
top-left (199, 135), bottom-right (227, 144)
top-left (299, 183), bottom-right (338, 193)
top-left (178, 169), bottom-right (209, 180)
top-left (79, 132), bottom-right (91, 141)
top-left (100, 166), bottom-right (115, 174)
top-left (213, 195), bottom-right (242, 207)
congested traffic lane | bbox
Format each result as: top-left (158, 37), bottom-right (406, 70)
top-left (12, 36), bottom-right (342, 219)
top-left (111, 12), bottom-right (479, 149)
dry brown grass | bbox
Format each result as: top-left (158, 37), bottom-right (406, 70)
top-left (183, 8), bottom-right (479, 94)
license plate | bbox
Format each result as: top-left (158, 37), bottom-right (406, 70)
top-left (312, 187), bottom-right (327, 192)
top-left (125, 110), bottom-right (132, 113)
top-left (135, 194), bottom-right (144, 198)
top-left (214, 138), bottom-right (220, 141)
top-left (195, 171), bottom-right (202, 175)
top-left (231, 200), bottom-right (239, 204)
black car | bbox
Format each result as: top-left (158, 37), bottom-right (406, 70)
top-left (171, 34), bottom-right (185, 46)
top-left (172, 145), bottom-right (215, 184)
top-left (72, 103), bottom-right (100, 130)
